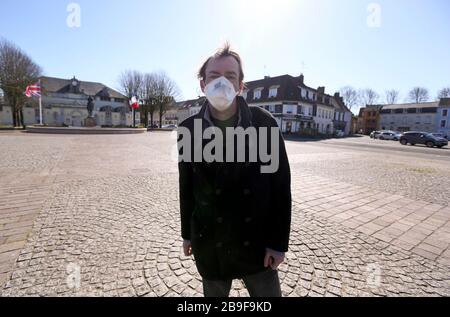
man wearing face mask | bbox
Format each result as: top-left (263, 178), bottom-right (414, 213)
top-left (178, 43), bottom-right (292, 297)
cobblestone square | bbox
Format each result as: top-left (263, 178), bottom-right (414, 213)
top-left (0, 131), bottom-right (449, 296)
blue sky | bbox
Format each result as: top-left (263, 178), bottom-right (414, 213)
top-left (1, 0), bottom-right (449, 113)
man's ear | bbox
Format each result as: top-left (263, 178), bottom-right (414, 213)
top-left (200, 80), bottom-right (206, 93)
top-left (238, 82), bottom-right (245, 94)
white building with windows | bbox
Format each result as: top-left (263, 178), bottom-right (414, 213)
top-left (435, 98), bottom-right (450, 138)
top-left (176, 98), bottom-right (205, 123)
top-left (0, 76), bottom-right (137, 127)
top-left (379, 101), bottom-right (439, 133)
top-left (242, 74), bottom-right (352, 136)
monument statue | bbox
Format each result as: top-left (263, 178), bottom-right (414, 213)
top-left (87, 96), bottom-right (94, 117)
top-left (84, 96), bottom-right (97, 127)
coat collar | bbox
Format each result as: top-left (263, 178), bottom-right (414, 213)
top-left (196, 96), bottom-right (253, 129)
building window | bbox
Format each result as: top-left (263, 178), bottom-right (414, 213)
top-left (275, 105), bottom-right (283, 113)
top-left (241, 90), bottom-right (248, 100)
top-left (100, 96), bottom-right (110, 101)
top-left (253, 89), bottom-right (262, 100)
top-left (306, 91), bottom-right (309, 99)
top-left (425, 116), bottom-right (432, 124)
top-left (285, 105), bottom-right (295, 114)
top-left (416, 116), bottom-right (421, 124)
top-left (441, 120), bottom-right (447, 128)
top-left (115, 98), bottom-right (124, 103)
top-left (269, 87), bottom-right (278, 98)
top-left (443, 109), bottom-right (448, 117)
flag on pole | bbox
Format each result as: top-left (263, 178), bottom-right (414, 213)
top-left (130, 96), bottom-right (139, 109)
top-left (25, 82), bottom-right (41, 98)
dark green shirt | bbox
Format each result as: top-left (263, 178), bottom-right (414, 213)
top-left (211, 113), bottom-right (238, 136)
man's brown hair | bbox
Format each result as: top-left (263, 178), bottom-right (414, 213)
top-left (198, 42), bottom-right (244, 82)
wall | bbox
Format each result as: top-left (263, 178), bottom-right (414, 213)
top-left (380, 112), bottom-right (437, 132)
top-left (0, 105), bottom-right (13, 125)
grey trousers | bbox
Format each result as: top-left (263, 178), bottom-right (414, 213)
top-left (202, 268), bottom-right (282, 297)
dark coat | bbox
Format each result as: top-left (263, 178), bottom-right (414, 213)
top-left (178, 96), bottom-right (291, 280)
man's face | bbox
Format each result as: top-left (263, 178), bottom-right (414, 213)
top-left (201, 56), bottom-right (243, 94)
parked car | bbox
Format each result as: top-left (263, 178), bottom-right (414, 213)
top-left (162, 124), bottom-right (178, 130)
top-left (370, 131), bottom-right (382, 139)
top-left (393, 132), bottom-right (403, 141)
top-left (378, 132), bottom-right (397, 140)
top-left (431, 133), bottom-right (448, 139)
top-left (399, 131), bottom-right (448, 148)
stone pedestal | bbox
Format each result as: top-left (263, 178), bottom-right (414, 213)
top-left (84, 117), bottom-right (97, 127)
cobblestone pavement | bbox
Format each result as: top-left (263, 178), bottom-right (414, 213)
top-left (290, 137), bottom-right (450, 206)
top-left (0, 131), bottom-right (449, 296)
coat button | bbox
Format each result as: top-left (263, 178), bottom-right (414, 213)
top-left (216, 242), bottom-right (223, 248)
top-left (244, 217), bottom-right (252, 223)
top-left (243, 241), bottom-right (250, 247)
top-left (243, 189), bottom-right (251, 195)
top-left (216, 217), bottom-right (223, 224)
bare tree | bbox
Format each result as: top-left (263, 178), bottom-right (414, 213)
top-left (408, 87), bottom-right (429, 103)
top-left (117, 70), bottom-right (144, 126)
top-left (0, 38), bottom-right (42, 127)
top-left (141, 73), bottom-right (158, 128)
top-left (437, 87), bottom-right (450, 99)
top-left (359, 88), bottom-right (380, 106)
top-left (118, 70), bottom-right (180, 128)
top-left (385, 89), bottom-right (400, 104)
top-left (339, 86), bottom-right (359, 111)
top-left (118, 70), bottom-right (143, 99)
top-left (152, 72), bottom-right (180, 128)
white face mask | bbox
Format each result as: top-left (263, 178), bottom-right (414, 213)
top-left (204, 76), bottom-right (238, 112)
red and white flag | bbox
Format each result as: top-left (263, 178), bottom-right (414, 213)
top-left (130, 96), bottom-right (139, 109)
top-left (25, 82), bottom-right (41, 98)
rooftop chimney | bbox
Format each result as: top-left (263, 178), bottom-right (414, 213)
top-left (299, 74), bottom-right (304, 84)
top-left (317, 86), bottom-right (325, 94)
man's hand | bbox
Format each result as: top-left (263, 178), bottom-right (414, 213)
top-left (264, 248), bottom-right (285, 270)
top-left (183, 240), bottom-right (192, 256)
